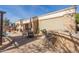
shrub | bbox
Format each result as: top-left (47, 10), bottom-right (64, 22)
top-left (76, 13), bottom-right (79, 24)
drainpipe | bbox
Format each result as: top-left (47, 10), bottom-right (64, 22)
top-left (0, 11), bottom-right (6, 46)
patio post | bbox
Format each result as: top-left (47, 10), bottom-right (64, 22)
top-left (0, 11), bottom-right (6, 46)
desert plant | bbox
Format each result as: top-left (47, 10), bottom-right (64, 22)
top-left (75, 13), bottom-right (79, 24)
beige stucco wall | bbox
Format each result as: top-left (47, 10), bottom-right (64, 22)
top-left (38, 6), bottom-right (76, 33)
top-left (39, 14), bottom-right (76, 32)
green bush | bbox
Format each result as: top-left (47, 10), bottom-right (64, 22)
top-left (76, 13), bottom-right (79, 24)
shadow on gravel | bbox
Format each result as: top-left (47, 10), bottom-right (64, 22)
top-left (1, 35), bottom-right (42, 52)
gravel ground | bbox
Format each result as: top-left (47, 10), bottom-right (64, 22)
top-left (2, 36), bottom-right (54, 53)
top-left (1, 31), bottom-right (79, 53)
top-left (1, 32), bottom-right (54, 53)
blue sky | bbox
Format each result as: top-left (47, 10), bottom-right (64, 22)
top-left (0, 5), bottom-right (79, 23)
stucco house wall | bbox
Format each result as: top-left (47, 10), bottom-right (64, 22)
top-left (15, 6), bottom-right (76, 33)
top-left (38, 6), bottom-right (76, 33)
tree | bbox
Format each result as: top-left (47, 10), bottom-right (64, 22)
top-left (75, 13), bottom-right (79, 24)
top-left (3, 18), bottom-right (10, 32)
top-left (3, 18), bottom-right (10, 26)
